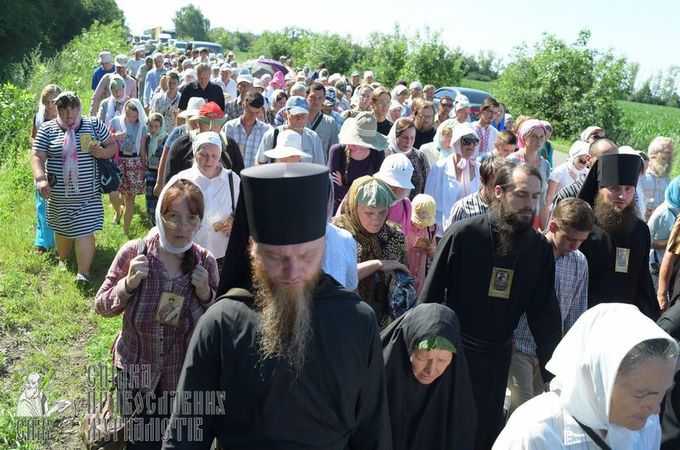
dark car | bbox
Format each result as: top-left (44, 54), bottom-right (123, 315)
top-left (433, 87), bottom-right (493, 121)
top-left (190, 41), bottom-right (224, 55)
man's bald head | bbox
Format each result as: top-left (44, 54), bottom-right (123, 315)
top-left (589, 138), bottom-right (617, 165)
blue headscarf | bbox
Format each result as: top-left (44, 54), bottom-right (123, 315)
top-left (665, 176), bottom-right (680, 217)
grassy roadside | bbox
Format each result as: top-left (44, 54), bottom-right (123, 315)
top-left (0, 151), bottom-right (148, 448)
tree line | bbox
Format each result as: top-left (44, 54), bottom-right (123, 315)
top-left (0, 0), bottom-right (124, 83)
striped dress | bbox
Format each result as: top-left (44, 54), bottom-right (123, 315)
top-left (33, 117), bottom-right (112, 238)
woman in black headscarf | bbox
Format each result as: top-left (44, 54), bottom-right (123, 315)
top-left (381, 303), bottom-right (476, 450)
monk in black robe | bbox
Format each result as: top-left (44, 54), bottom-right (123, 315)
top-left (381, 303), bottom-right (476, 450)
top-left (418, 162), bottom-right (562, 450)
top-left (577, 153), bottom-right (660, 319)
top-left (658, 301), bottom-right (680, 450)
top-left (162, 164), bottom-right (391, 450)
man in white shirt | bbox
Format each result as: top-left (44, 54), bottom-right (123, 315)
top-left (473, 97), bottom-right (500, 156)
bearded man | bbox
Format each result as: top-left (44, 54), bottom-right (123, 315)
top-left (162, 163), bottom-right (391, 450)
top-left (640, 136), bottom-right (674, 220)
top-left (578, 153), bottom-right (660, 319)
top-left (418, 162), bottom-right (562, 450)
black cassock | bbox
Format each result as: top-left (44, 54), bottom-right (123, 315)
top-left (578, 220), bottom-right (660, 320)
top-left (418, 214), bottom-right (562, 450)
top-left (658, 303), bottom-right (680, 450)
top-left (381, 303), bottom-right (477, 450)
top-left (162, 275), bottom-right (391, 450)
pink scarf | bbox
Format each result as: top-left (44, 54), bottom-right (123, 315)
top-left (455, 155), bottom-right (475, 196)
top-left (56, 111), bottom-right (82, 196)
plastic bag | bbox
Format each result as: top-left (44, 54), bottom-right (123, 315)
top-left (387, 271), bottom-right (419, 319)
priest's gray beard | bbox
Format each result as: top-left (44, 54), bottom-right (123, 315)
top-left (650, 158), bottom-right (671, 178)
top-left (251, 255), bottom-right (319, 373)
top-left (494, 199), bottom-right (534, 257)
top-left (593, 192), bottom-right (637, 236)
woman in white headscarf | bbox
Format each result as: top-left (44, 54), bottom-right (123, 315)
top-left (424, 122), bottom-right (481, 237)
top-left (95, 176), bottom-right (218, 450)
top-left (493, 303), bottom-right (678, 450)
top-left (172, 131), bottom-right (240, 270)
top-left (110, 98), bottom-right (148, 233)
top-left (546, 140), bottom-right (590, 209)
top-left (97, 74), bottom-right (128, 126)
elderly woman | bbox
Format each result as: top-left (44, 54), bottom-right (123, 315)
top-left (173, 131), bottom-right (240, 268)
top-left (97, 75), bottom-right (127, 126)
top-left (507, 119), bottom-right (551, 229)
top-left (381, 303), bottom-right (476, 450)
top-left (329, 112), bottom-right (387, 212)
top-left (332, 176), bottom-right (409, 328)
top-left (31, 91), bottom-right (117, 284)
top-left (386, 118), bottom-right (430, 199)
top-left (494, 303), bottom-right (678, 449)
top-left (95, 177), bottom-right (218, 450)
top-left (425, 122), bottom-right (480, 237)
top-left (419, 119), bottom-right (456, 168)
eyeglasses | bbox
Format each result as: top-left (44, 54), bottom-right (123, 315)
top-left (576, 158), bottom-right (588, 165)
top-left (161, 213), bottom-right (202, 230)
top-left (461, 137), bottom-right (479, 146)
top-left (440, 103), bottom-right (453, 108)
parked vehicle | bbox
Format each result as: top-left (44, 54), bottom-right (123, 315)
top-left (190, 41), bottom-right (224, 55)
top-left (434, 87), bottom-right (493, 121)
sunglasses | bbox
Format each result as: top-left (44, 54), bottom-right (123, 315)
top-left (576, 157), bottom-right (588, 165)
top-left (441, 103), bottom-right (453, 108)
top-left (461, 137), bottom-right (479, 146)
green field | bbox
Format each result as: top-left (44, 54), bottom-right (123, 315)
top-left (460, 78), bottom-right (680, 174)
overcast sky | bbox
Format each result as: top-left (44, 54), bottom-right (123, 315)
top-left (116, 0), bottom-right (680, 84)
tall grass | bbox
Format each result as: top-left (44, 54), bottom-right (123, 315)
top-left (0, 21), bottom-right (138, 448)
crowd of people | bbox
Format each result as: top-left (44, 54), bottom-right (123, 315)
top-left (27, 44), bottom-right (680, 449)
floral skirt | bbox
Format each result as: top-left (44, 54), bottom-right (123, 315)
top-left (119, 157), bottom-right (144, 194)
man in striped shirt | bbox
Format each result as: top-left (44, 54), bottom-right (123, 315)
top-left (223, 90), bottom-right (271, 168)
top-left (446, 156), bottom-right (506, 229)
top-left (508, 198), bottom-right (593, 413)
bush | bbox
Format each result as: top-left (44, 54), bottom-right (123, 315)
top-left (401, 29), bottom-right (463, 88)
top-left (496, 30), bottom-right (626, 140)
top-left (360, 28), bottom-right (409, 87)
top-left (250, 28), bottom-right (309, 62)
top-left (25, 21), bottom-right (129, 113)
top-left (295, 33), bottom-right (366, 76)
top-left (0, 83), bottom-right (35, 167)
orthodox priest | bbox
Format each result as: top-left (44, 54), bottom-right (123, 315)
top-left (577, 153), bottom-right (660, 319)
top-left (162, 163), bottom-right (391, 450)
top-left (418, 162), bottom-right (562, 450)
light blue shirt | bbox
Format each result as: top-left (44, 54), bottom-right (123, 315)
top-left (143, 68), bottom-right (166, 107)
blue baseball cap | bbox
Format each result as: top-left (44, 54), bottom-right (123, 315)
top-left (285, 96), bottom-right (309, 115)
top-left (324, 88), bottom-right (338, 106)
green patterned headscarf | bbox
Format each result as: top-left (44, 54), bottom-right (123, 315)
top-left (416, 335), bottom-right (457, 353)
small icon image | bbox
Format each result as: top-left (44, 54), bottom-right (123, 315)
top-left (16, 372), bottom-right (72, 417)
